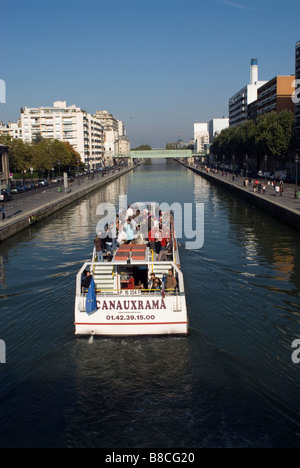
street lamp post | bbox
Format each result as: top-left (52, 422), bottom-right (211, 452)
top-left (232, 155), bottom-right (235, 181)
top-left (264, 154), bottom-right (268, 189)
top-left (245, 154), bottom-right (248, 179)
top-left (295, 154), bottom-right (299, 199)
top-left (223, 155), bottom-right (225, 175)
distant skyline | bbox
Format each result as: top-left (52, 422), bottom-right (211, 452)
top-left (0, 0), bottom-right (299, 147)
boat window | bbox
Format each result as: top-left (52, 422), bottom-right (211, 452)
top-left (118, 266), bottom-right (148, 291)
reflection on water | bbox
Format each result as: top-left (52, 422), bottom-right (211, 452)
top-left (0, 159), bottom-right (300, 448)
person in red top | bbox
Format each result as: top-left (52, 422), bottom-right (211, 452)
top-left (148, 228), bottom-right (157, 255)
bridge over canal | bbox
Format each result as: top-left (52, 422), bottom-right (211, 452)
top-left (129, 149), bottom-right (193, 159)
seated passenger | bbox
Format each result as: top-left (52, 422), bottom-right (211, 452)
top-left (157, 238), bottom-right (173, 261)
top-left (82, 270), bottom-right (92, 289)
top-left (117, 224), bottom-right (127, 246)
top-left (149, 272), bottom-right (161, 290)
top-left (165, 269), bottom-right (177, 291)
top-left (153, 278), bottom-right (162, 290)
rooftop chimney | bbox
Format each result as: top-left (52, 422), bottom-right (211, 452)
top-left (250, 59), bottom-right (258, 85)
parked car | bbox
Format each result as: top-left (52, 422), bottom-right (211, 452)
top-left (38, 179), bottom-right (49, 187)
top-left (52, 176), bottom-right (63, 183)
top-left (11, 186), bottom-right (24, 194)
top-left (274, 171), bottom-right (287, 181)
top-left (0, 190), bottom-right (13, 202)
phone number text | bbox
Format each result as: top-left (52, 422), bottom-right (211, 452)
top-left (106, 314), bottom-right (156, 321)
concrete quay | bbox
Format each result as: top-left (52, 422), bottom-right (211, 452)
top-left (0, 165), bottom-right (138, 243)
top-left (178, 160), bottom-right (300, 232)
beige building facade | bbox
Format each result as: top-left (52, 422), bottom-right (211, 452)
top-left (19, 101), bottom-right (104, 168)
top-left (0, 145), bottom-right (9, 187)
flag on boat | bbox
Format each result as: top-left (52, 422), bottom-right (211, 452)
top-left (86, 277), bottom-right (97, 314)
top-left (162, 274), bottom-right (166, 299)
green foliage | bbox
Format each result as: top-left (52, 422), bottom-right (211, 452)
top-left (0, 134), bottom-right (12, 146)
top-left (9, 139), bottom-right (33, 173)
top-left (0, 136), bottom-right (81, 175)
top-left (32, 139), bottom-right (80, 174)
top-left (211, 111), bottom-right (296, 168)
top-left (131, 145), bottom-right (152, 151)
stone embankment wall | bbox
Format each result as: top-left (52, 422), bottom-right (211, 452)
top-left (178, 161), bottom-right (300, 232)
top-left (0, 166), bottom-right (137, 242)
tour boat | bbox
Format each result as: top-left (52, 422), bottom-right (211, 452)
top-left (74, 203), bottom-right (188, 336)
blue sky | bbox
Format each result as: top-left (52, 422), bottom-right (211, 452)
top-left (0, 0), bottom-right (299, 147)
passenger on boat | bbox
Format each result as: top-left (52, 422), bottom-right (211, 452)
top-left (109, 222), bottom-right (117, 251)
top-left (155, 227), bottom-right (162, 255)
top-left (105, 224), bottom-right (113, 253)
top-left (117, 224), bottom-right (127, 246)
top-left (149, 273), bottom-right (161, 290)
top-left (153, 278), bottom-right (162, 290)
top-left (157, 238), bottom-right (173, 261)
top-left (82, 270), bottom-right (92, 289)
top-left (149, 272), bottom-right (157, 289)
top-left (126, 204), bottom-right (134, 219)
top-left (94, 233), bottom-right (104, 262)
top-left (132, 209), bottom-right (140, 220)
top-left (165, 269), bottom-right (177, 291)
top-left (126, 218), bottom-right (134, 244)
top-left (149, 227), bottom-right (161, 255)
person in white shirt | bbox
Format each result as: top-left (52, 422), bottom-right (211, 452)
top-left (126, 205), bottom-right (134, 219)
top-left (117, 224), bottom-right (127, 246)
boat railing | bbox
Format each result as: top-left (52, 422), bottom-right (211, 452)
top-left (76, 262), bottom-right (185, 300)
top-left (89, 289), bottom-right (184, 297)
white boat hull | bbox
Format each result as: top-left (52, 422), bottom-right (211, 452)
top-left (75, 295), bottom-right (188, 336)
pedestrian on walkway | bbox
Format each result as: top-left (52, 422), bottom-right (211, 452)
top-left (279, 180), bottom-right (284, 197)
top-left (1, 204), bottom-right (5, 221)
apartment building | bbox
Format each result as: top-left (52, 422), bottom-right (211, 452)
top-left (0, 121), bottom-right (22, 140)
top-left (296, 41), bottom-right (300, 153)
top-left (0, 144), bottom-right (9, 187)
top-left (208, 118), bottom-right (229, 143)
top-left (247, 76), bottom-right (295, 121)
top-left (229, 59), bottom-right (267, 127)
top-left (94, 110), bottom-right (130, 163)
top-left (115, 135), bottom-right (130, 157)
top-left (20, 101), bottom-right (104, 168)
top-left (94, 110), bottom-right (119, 132)
top-left (194, 123), bottom-right (209, 153)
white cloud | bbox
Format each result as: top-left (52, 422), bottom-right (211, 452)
top-left (218, 1), bottom-right (260, 12)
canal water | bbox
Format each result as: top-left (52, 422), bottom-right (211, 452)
top-left (0, 159), bottom-right (299, 448)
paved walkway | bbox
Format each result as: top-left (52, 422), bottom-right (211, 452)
top-left (188, 164), bottom-right (300, 215)
top-left (0, 167), bottom-right (134, 234)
